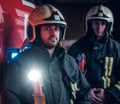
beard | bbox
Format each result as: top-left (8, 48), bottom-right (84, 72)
top-left (44, 36), bottom-right (59, 49)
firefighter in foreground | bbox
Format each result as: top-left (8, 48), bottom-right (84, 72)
top-left (2, 4), bottom-right (91, 104)
top-left (68, 5), bottom-right (120, 104)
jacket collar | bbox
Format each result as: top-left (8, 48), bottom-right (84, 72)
top-left (32, 42), bottom-right (66, 59)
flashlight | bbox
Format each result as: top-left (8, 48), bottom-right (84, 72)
top-left (28, 69), bottom-right (46, 104)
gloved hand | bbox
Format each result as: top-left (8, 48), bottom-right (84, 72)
top-left (90, 88), bottom-right (105, 104)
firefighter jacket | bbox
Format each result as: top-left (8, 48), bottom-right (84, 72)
top-left (68, 34), bottom-right (120, 104)
top-left (2, 43), bottom-right (91, 104)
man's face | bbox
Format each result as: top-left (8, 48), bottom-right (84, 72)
top-left (92, 20), bottom-right (106, 38)
top-left (40, 25), bottom-right (60, 48)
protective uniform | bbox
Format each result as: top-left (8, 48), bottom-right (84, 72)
top-left (68, 5), bottom-right (120, 104)
top-left (2, 4), bottom-right (91, 104)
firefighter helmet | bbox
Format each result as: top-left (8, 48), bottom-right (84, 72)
top-left (27, 4), bottom-right (67, 42)
top-left (86, 5), bottom-right (114, 34)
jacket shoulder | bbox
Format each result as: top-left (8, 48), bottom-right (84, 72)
top-left (107, 38), bottom-right (120, 51)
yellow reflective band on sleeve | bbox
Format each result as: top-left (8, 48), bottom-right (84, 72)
top-left (114, 81), bottom-right (120, 90)
top-left (104, 57), bottom-right (109, 76)
top-left (70, 82), bottom-right (80, 99)
top-left (102, 76), bottom-right (107, 88)
top-left (102, 76), bottom-right (110, 88)
top-left (108, 57), bottom-right (113, 76)
top-left (70, 99), bottom-right (74, 104)
top-left (102, 57), bottom-right (113, 88)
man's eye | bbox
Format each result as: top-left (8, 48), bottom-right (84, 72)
top-left (55, 27), bottom-right (60, 31)
top-left (101, 22), bottom-right (106, 25)
top-left (45, 27), bottom-right (50, 30)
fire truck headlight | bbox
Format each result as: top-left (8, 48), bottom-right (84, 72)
top-left (28, 70), bottom-right (42, 82)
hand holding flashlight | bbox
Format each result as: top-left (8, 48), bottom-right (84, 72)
top-left (28, 69), bottom-right (46, 104)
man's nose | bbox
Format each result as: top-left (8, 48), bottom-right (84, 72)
top-left (97, 23), bottom-right (102, 28)
top-left (50, 29), bottom-right (56, 35)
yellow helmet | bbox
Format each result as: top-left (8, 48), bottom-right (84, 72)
top-left (27, 4), bottom-right (67, 42)
top-left (86, 5), bottom-right (114, 34)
